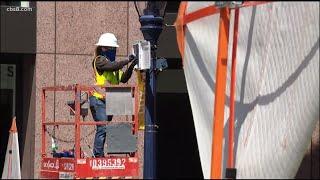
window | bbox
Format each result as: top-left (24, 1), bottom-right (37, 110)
top-left (1, 1), bottom-right (21, 6)
top-left (0, 1), bottom-right (34, 8)
top-left (157, 1), bottom-right (181, 68)
top-left (165, 1), bottom-right (180, 13)
top-left (0, 64), bottom-right (16, 116)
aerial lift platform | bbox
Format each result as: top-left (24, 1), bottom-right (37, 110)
top-left (39, 84), bottom-right (140, 179)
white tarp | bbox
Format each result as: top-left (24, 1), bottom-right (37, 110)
top-left (182, 2), bottom-right (319, 178)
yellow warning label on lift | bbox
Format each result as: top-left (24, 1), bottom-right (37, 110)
top-left (136, 70), bottom-right (145, 130)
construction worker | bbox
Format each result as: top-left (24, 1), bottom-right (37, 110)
top-left (90, 33), bottom-right (137, 157)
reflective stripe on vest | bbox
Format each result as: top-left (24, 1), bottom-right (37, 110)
top-left (92, 55), bottom-right (124, 99)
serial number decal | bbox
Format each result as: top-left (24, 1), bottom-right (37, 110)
top-left (59, 172), bottom-right (74, 179)
top-left (89, 158), bottom-right (126, 170)
top-left (62, 162), bottom-right (74, 171)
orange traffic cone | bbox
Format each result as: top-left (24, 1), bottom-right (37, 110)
top-left (1, 117), bottom-right (21, 179)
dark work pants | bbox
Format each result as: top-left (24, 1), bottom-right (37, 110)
top-left (89, 96), bottom-right (113, 157)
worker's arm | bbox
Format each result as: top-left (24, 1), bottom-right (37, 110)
top-left (95, 55), bottom-right (135, 72)
top-left (120, 59), bottom-right (138, 83)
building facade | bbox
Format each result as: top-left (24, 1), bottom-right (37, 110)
top-left (0, 1), bottom-right (318, 179)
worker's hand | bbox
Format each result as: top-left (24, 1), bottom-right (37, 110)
top-left (132, 58), bottom-right (138, 65)
top-left (128, 54), bottom-right (137, 62)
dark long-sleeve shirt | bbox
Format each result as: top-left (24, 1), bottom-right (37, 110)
top-left (92, 56), bottom-right (137, 83)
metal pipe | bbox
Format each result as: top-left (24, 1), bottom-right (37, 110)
top-left (228, 8), bottom-right (240, 169)
top-left (210, 7), bottom-right (231, 179)
top-left (41, 89), bottom-right (46, 157)
top-left (144, 44), bottom-right (157, 179)
top-left (138, 2), bottom-right (166, 178)
top-left (75, 85), bottom-right (81, 160)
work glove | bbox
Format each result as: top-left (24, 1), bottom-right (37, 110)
top-left (128, 54), bottom-right (137, 62)
top-left (132, 58), bottom-right (138, 65)
top-left (129, 58), bottom-right (138, 67)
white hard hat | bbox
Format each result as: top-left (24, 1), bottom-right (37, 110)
top-left (95, 33), bottom-right (119, 47)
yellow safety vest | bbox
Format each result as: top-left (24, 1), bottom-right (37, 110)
top-left (92, 55), bottom-right (124, 99)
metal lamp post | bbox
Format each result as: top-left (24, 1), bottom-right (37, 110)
top-left (134, 1), bottom-right (167, 179)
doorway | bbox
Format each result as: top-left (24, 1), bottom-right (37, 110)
top-left (0, 61), bottom-right (19, 176)
top-left (155, 1), bottom-right (203, 178)
top-left (0, 89), bottom-right (13, 175)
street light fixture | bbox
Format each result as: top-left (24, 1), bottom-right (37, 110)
top-left (134, 1), bottom-right (167, 179)
top-left (134, 1), bottom-right (167, 46)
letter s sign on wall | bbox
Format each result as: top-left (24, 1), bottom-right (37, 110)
top-left (7, 66), bottom-right (14, 77)
top-left (0, 64), bottom-right (16, 89)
